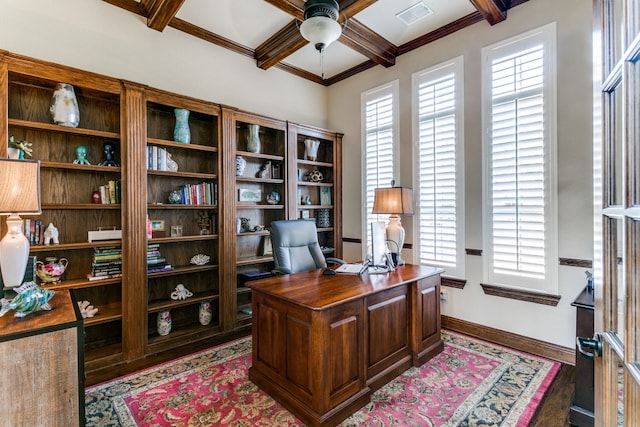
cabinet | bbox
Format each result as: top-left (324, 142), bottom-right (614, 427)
top-left (1, 51), bottom-right (343, 383)
top-left (287, 123), bottom-right (343, 260)
top-left (221, 108), bottom-right (287, 326)
top-left (570, 285), bottom-right (595, 426)
top-left (0, 290), bottom-right (84, 426)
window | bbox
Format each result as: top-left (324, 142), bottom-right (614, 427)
top-left (412, 56), bottom-right (465, 277)
top-left (362, 81), bottom-right (399, 257)
top-left (482, 23), bottom-right (557, 293)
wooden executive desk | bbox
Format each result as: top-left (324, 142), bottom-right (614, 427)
top-left (246, 264), bottom-right (444, 427)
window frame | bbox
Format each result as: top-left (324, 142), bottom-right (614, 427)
top-left (361, 80), bottom-right (400, 261)
top-left (411, 56), bottom-right (465, 278)
top-left (481, 22), bottom-right (558, 294)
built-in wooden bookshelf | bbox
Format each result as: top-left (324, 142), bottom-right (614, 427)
top-left (0, 51), bottom-right (342, 383)
top-left (287, 122), bottom-right (343, 260)
top-left (221, 108), bottom-right (287, 326)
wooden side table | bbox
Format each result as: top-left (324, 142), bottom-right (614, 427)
top-left (570, 285), bottom-right (595, 426)
top-left (0, 290), bottom-right (85, 426)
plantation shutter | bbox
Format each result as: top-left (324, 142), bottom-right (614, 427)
top-left (365, 90), bottom-right (395, 230)
top-left (490, 45), bottom-right (547, 282)
top-left (417, 73), bottom-right (457, 267)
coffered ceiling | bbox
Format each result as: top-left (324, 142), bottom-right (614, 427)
top-left (102, 0), bottom-right (528, 86)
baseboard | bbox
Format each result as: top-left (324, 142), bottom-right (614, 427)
top-left (442, 315), bottom-right (575, 365)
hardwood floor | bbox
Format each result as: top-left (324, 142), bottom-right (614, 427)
top-left (530, 364), bottom-right (575, 426)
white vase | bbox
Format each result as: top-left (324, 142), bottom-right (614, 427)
top-left (236, 156), bottom-right (246, 176)
top-left (304, 139), bottom-right (320, 161)
top-left (157, 310), bottom-right (172, 336)
top-left (199, 301), bottom-right (212, 325)
top-left (50, 83), bottom-right (80, 128)
top-left (246, 124), bottom-right (261, 153)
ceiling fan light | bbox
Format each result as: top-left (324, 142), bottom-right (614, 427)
top-left (300, 16), bottom-right (342, 52)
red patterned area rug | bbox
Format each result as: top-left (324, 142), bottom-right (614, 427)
top-left (85, 331), bottom-right (560, 426)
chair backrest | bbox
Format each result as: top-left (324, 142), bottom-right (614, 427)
top-left (270, 219), bottom-right (327, 274)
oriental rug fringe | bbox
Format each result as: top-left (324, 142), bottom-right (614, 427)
top-left (85, 331), bottom-right (559, 426)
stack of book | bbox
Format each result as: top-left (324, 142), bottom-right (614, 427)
top-left (97, 179), bottom-right (121, 204)
top-left (88, 246), bottom-right (123, 281)
top-left (23, 219), bottom-right (45, 245)
top-left (147, 243), bottom-right (173, 273)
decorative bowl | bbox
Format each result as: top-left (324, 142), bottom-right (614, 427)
top-left (36, 257), bottom-right (68, 284)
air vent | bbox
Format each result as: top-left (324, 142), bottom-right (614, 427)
top-left (396, 1), bottom-right (433, 26)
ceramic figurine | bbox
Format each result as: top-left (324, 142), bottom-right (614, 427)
top-left (98, 142), bottom-right (119, 166)
top-left (0, 282), bottom-right (55, 318)
top-left (43, 223), bottom-right (60, 245)
top-left (166, 152), bottom-right (179, 171)
top-left (170, 284), bottom-right (193, 300)
top-left (73, 145), bottom-right (91, 165)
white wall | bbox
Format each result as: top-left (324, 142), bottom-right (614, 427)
top-left (328, 0), bottom-right (594, 349)
top-left (0, 0), bottom-right (328, 127)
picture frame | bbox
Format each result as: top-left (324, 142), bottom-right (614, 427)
top-left (151, 220), bottom-right (166, 238)
top-left (238, 188), bottom-right (262, 203)
top-left (151, 220), bottom-right (165, 231)
top-left (320, 187), bottom-right (332, 206)
top-left (260, 236), bottom-right (273, 256)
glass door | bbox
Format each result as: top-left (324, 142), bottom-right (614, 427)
top-left (592, 0), bottom-right (640, 425)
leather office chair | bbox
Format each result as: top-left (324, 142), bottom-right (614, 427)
top-left (270, 219), bottom-right (344, 274)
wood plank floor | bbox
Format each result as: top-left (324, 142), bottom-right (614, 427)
top-left (530, 364), bottom-right (575, 426)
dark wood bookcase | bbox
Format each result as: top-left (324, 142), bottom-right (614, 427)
top-left (0, 51), bottom-right (342, 383)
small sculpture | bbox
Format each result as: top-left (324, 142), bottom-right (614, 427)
top-left (77, 300), bottom-right (99, 318)
top-left (256, 161), bottom-right (271, 179)
top-left (98, 142), bottom-right (119, 166)
top-left (197, 211), bottom-right (211, 235)
top-left (73, 145), bottom-right (91, 165)
top-left (0, 282), bottom-right (55, 318)
top-left (166, 152), bottom-right (178, 172)
top-left (170, 284), bottom-right (193, 300)
top-left (9, 136), bottom-right (33, 159)
top-left (307, 168), bottom-right (323, 182)
top-left (190, 254), bottom-right (211, 266)
top-left (43, 222), bottom-right (60, 245)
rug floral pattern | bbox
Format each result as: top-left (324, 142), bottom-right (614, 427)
top-left (85, 331), bottom-right (559, 426)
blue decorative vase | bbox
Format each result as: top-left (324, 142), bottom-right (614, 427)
top-left (173, 108), bottom-right (191, 144)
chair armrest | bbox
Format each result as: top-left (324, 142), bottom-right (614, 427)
top-left (326, 257), bottom-right (345, 265)
top-left (272, 266), bottom-right (292, 275)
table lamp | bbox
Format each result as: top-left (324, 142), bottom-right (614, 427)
top-left (372, 182), bottom-right (414, 266)
top-left (0, 159), bottom-right (41, 290)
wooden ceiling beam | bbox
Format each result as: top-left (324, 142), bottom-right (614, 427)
top-left (468, 0), bottom-right (509, 25)
top-left (147, 0), bottom-right (186, 31)
top-left (102, 0), bottom-right (146, 16)
top-left (338, 0), bottom-right (378, 21)
top-left (263, 0), bottom-right (304, 20)
top-left (255, 20), bottom-right (308, 70)
top-left (340, 19), bottom-right (396, 67)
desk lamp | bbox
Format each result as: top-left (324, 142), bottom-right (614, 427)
top-left (0, 159), bottom-right (41, 290)
top-left (372, 182), bottom-right (414, 266)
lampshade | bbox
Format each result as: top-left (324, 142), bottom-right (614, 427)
top-left (0, 158), bottom-right (41, 290)
top-left (0, 159), bottom-right (41, 215)
top-left (372, 186), bottom-right (414, 215)
top-left (300, 0), bottom-right (342, 52)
